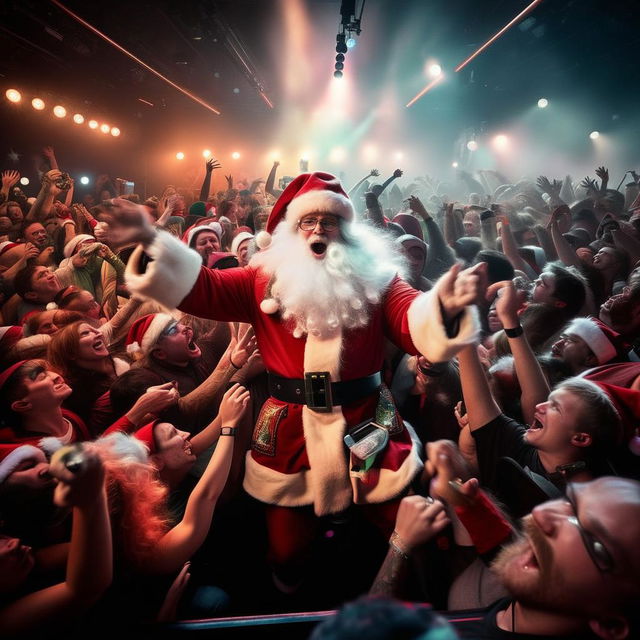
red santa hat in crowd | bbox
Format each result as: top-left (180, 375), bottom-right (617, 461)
top-left (0, 241), bottom-right (18, 257)
top-left (133, 420), bottom-right (159, 454)
top-left (392, 213), bottom-right (424, 241)
top-left (63, 234), bottom-right (96, 259)
top-left (592, 382), bottom-right (640, 454)
top-left (565, 317), bottom-right (625, 365)
top-left (0, 444), bottom-right (43, 484)
top-left (125, 313), bottom-right (175, 358)
top-left (0, 359), bottom-right (27, 391)
top-left (185, 221), bottom-right (222, 248)
top-left (255, 172), bottom-right (354, 250)
top-left (0, 326), bottom-right (23, 352)
top-left (231, 230), bottom-right (254, 256)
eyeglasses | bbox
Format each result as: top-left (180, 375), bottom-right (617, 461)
top-left (565, 483), bottom-right (615, 573)
top-left (161, 322), bottom-right (179, 337)
top-left (298, 216), bottom-right (339, 232)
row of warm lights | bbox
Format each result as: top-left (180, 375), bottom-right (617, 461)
top-left (176, 150), bottom-right (241, 160)
top-left (16, 175), bottom-right (92, 188)
top-left (5, 89), bottom-right (120, 137)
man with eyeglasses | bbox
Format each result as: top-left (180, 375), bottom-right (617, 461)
top-left (422, 445), bottom-right (640, 639)
top-left (103, 171), bottom-right (483, 591)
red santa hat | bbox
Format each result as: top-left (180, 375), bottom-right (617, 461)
top-left (0, 360), bottom-right (27, 391)
top-left (63, 234), bottom-right (96, 259)
top-left (255, 172), bottom-right (354, 250)
top-left (185, 221), bottom-right (222, 248)
top-left (0, 444), bottom-right (43, 484)
top-left (133, 420), bottom-right (158, 454)
top-left (565, 317), bottom-right (624, 365)
top-left (0, 241), bottom-right (18, 256)
top-left (0, 326), bottom-right (24, 352)
top-left (231, 231), bottom-right (254, 256)
top-left (592, 382), bottom-right (640, 451)
top-left (125, 313), bottom-right (175, 358)
top-left (392, 213), bottom-right (424, 241)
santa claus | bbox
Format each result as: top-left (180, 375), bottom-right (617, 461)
top-left (101, 172), bottom-right (480, 587)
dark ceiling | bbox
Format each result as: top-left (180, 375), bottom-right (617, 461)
top-left (1, 0), bottom-right (639, 192)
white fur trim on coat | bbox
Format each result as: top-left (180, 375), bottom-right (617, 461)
top-left (407, 282), bottom-right (479, 363)
top-left (301, 328), bottom-right (353, 516)
top-left (284, 190), bottom-right (354, 229)
top-left (125, 230), bottom-right (202, 309)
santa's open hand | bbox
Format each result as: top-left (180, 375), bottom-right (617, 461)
top-left (438, 261), bottom-right (487, 320)
top-left (98, 198), bottom-right (157, 247)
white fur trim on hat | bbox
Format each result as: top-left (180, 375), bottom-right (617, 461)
top-left (255, 230), bottom-right (272, 250)
top-left (39, 437), bottom-right (65, 458)
top-left (140, 313), bottom-right (174, 355)
top-left (63, 234), bottom-right (95, 259)
top-left (187, 222), bottom-right (222, 247)
top-left (231, 231), bottom-right (254, 256)
top-left (566, 317), bottom-right (617, 365)
top-left (284, 190), bottom-right (354, 229)
top-left (0, 445), bottom-right (42, 484)
top-left (125, 230), bottom-right (202, 309)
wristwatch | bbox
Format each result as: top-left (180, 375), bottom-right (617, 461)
top-left (504, 325), bottom-right (524, 338)
top-left (220, 427), bottom-right (237, 436)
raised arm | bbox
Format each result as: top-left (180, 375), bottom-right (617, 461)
top-left (348, 168), bottom-right (379, 197)
top-left (364, 190), bottom-right (385, 228)
top-left (491, 280), bottom-right (550, 424)
top-left (199, 158), bottom-right (221, 202)
top-left (375, 169), bottom-right (403, 197)
top-left (548, 205), bottom-right (582, 268)
top-left (1, 170), bottom-right (20, 202)
top-left (25, 170), bottom-right (63, 223)
top-left (0, 447), bottom-right (112, 635)
top-left (42, 146), bottom-right (60, 171)
top-left (265, 161), bottom-right (282, 199)
top-left (498, 216), bottom-right (532, 274)
top-left (146, 384), bottom-right (250, 574)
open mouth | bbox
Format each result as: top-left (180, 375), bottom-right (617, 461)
top-left (183, 440), bottom-right (193, 456)
top-left (93, 338), bottom-right (105, 351)
top-left (310, 241), bottom-right (327, 256)
top-left (528, 417), bottom-right (544, 431)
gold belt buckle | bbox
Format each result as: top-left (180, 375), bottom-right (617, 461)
top-left (304, 372), bottom-right (332, 412)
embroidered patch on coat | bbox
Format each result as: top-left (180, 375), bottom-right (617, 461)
top-left (252, 399), bottom-right (288, 457)
top-left (377, 384), bottom-right (404, 436)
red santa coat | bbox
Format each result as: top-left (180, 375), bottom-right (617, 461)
top-left (126, 231), bottom-right (479, 515)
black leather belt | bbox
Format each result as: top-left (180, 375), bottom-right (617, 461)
top-left (268, 371), bottom-right (382, 412)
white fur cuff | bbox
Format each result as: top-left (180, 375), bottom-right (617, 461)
top-left (407, 287), bottom-right (479, 363)
top-left (125, 231), bottom-right (202, 309)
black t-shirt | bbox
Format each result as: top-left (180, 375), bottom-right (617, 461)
top-left (451, 598), bottom-right (598, 639)
top-left (472, 414), bottom-right (548, 496)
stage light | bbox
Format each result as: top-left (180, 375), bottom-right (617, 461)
top-left (176, 151), bottom-right (185, 160)
top-left (346, 37), bottom-right (356, 49)
top-left (73, 113), bottom-right (85, 124)
top-left (110, 127), bottom-right (120, 137)
top-left (394, 151), bottom-right (404, 161)
top-left (269, 150), bottom-right (281, 161)
top-left (589, 131), bottom-right (600, 140)
top-left (231, 151), bottom-right (241, 159)
top-left (5, 89), bottom-right (21, 103)
top-left (493, 134), bottom-right (509, 149)
top-left (88, 120), bottom-right (99, 129)
top-left (466, 140), bottom-right (478, 151)
top-left (202, 149), bottom-right (211, 158)
top-left (452, 162), bottom-right (459, 168)
top-left (53, 105), bottom-right (67, 118)
top-left (32, 98), bottom-right (45, 110)
top-left (537, 98), bottom-right (548, 108)
top-left (336, 33), bottom-right (348, 54)
top-left (428, 63), bottom-right (442, 77)
top-left (80, 176), bottom-right (90, 185)
top-left (100, 123), bottom-right (110, 134)
top-left (20, 177), bottom-right (29, 186)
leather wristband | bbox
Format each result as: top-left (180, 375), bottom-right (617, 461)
top-left (504, 325), bottom-right (523, 338)
top-left (220, 427), bottom-right (237, 436)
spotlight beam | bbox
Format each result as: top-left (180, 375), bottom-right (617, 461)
top-left (407, 0), bottom-right (545, 108)
top-left (49, 0), bottom-right (221, 116)
top-left (454, 0), bottom-right (545, 72)
top-left (406, 75), bottom-right (444, 108)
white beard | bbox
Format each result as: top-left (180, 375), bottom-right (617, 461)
top-left (250, 221), bottom-right (406, 338)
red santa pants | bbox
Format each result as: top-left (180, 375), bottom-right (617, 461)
top-left (264, 499), bottom-right (402, 585)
